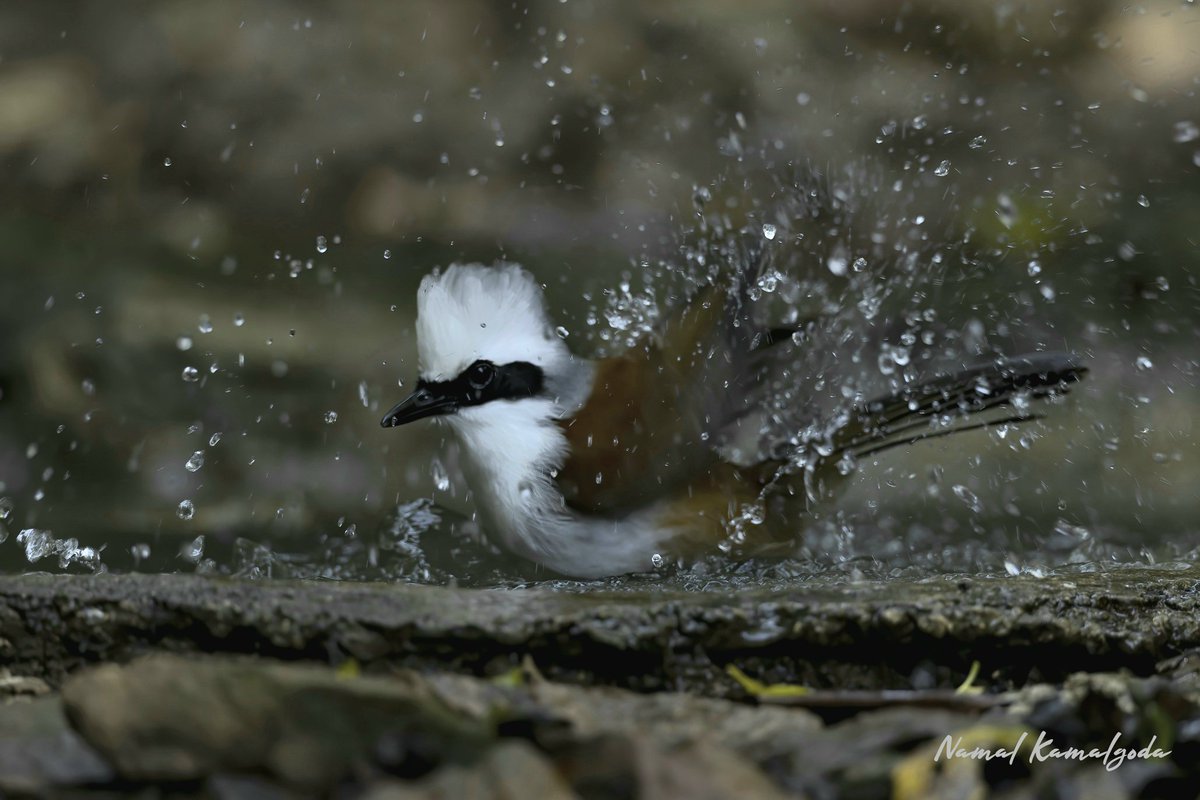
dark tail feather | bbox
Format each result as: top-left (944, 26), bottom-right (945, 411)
top-left (833, 351), bottom-right (1087, 459)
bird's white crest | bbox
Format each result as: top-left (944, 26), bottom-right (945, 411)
top-left (416, 263), bottom-right (568, 380)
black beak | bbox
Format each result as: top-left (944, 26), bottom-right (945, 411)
top-left (380, 386), bottom-right (457, 428)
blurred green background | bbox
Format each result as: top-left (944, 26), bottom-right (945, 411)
top-left (0, 0), bottom-right (1197, 581)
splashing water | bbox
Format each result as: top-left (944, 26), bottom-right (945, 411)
top-left (17, 528), bottom-right (104, 572)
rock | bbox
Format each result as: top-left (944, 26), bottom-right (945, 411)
top-left (775, 706), bottom-right (981, 797)
top-left (554, 735), bottom-right (792, 800)
top-left (207, 773), bottom-right (306, 800)
top-left (0, 668), bottom-right (51, 698)
top-left (28, 649), bottom-right (1200, 798)
top-left (361, 741), bottom-right (577, 800)
top-left (0, 696), bottom-right (113, 794)
top-left (422, 671), bottom-right (823, 758)
top-left (59, 654), bottom-right (810, 797)
top-left (5, 569), bottom-right (1200, 695)
top-left (61, 655), bottom-right (494, 789)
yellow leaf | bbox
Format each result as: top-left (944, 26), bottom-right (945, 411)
top-left (955, 660), bottom-right (984, 695)
top-left (490, 666), bottom-right (527, 688)
top-left (726, 665), bottom-right (809, 698)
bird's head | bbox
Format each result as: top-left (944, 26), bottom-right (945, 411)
top-left (380, 263), bottom-right (574, 429)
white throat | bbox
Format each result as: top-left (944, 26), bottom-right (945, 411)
top-left (446, 394), bottom-right (672, 578)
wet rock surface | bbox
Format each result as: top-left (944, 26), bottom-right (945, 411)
top-left (3, 569), bottom-right (1200, 692)
top-left (1, 570), bottom-right (1198, 798)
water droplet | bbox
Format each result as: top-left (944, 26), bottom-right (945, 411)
top-left (316, 235), bottom-right (328, 254)
top-left (130, 543), bottom-right (151, 563)
top-left (1173, 120), bottom-right (1199, 143)
top-left (1027, 259), bottom-right (1042, 276)
top-left (358, 381), bottom-right (369, 407)
top-left (877, 343), bottom-right (909, 376)
top-left (431, 458), bottom-right (450, 492)
top-left (181, 366), bottom-right (200, 382)
top-left (1136, 356), bottom-right (1153, 371)
top-left (1012, 392), bottom-right (1032, 416)
top-left (761, 223), bottom-right (777, 240)
top-left (968, 134), bottom-right (987, 149)
top-left (555, 326), bottom-right (570, 339)
top-left (836, 453), bottom-right (857, 476)
top-left (605, 310), bottom-right (630, 331)
top-left (233, 312), bottom-right (245, 327)
top-left (996, 193), bottom-right (1018, 229)
top-left (933, 160), bottom-right (951, 177)
top-left (185, 451), bottom-right (204, 472)
top-left (209, 432), bottom-right (222, 446)
top-left (383, 249), bottom-right (392, 260)
top-left (81, 378), bottom-right (96, 396)
top-left (1039, 283), bottom-right (1056, 302)
top-left (827, 253), bottom-right (848, 276)
top-left (951, 484), bottom-right (983, 514)
top-left (0, 497), bottom-right (12, 520)
top-left (177, 336), bottom-right (193, 351)
top-left (198, 316), bottom-right (213, 334)
top-left (163, 157), bottom-right (172, 167)
top-left (17, 528), bottom-right (54, 562)
top-left (761, 272), bottom-right (788, 299)
top-left (1136, 194), bottom-right (1150, 208)
top-left (651, 553), bottom-right (665, 568)
top-left (324, 410), bottom-right (338, 424)
top-left (176, 499), bottom-right (196, 520)
top-left (179, 533), bottom-right (204, 560)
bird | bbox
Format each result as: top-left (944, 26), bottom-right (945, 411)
top-left (380, 261), bottom-right (1086, 578)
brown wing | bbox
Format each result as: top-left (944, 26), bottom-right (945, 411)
top-left (555, 286), bottom-right (768, 515)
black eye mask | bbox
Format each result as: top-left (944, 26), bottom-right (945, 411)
top-left (380, 360), bottom-right (544, 427)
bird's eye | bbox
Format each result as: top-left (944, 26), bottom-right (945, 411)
top-left (466, 361), bottom-right (495, 389)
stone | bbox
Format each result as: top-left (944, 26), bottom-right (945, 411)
top-left (0, 696), bottom-right (113, 793)
top-left (61, 655), bottom-right (494, 789)
top-left (360, 742), bottom-right (576, 800)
